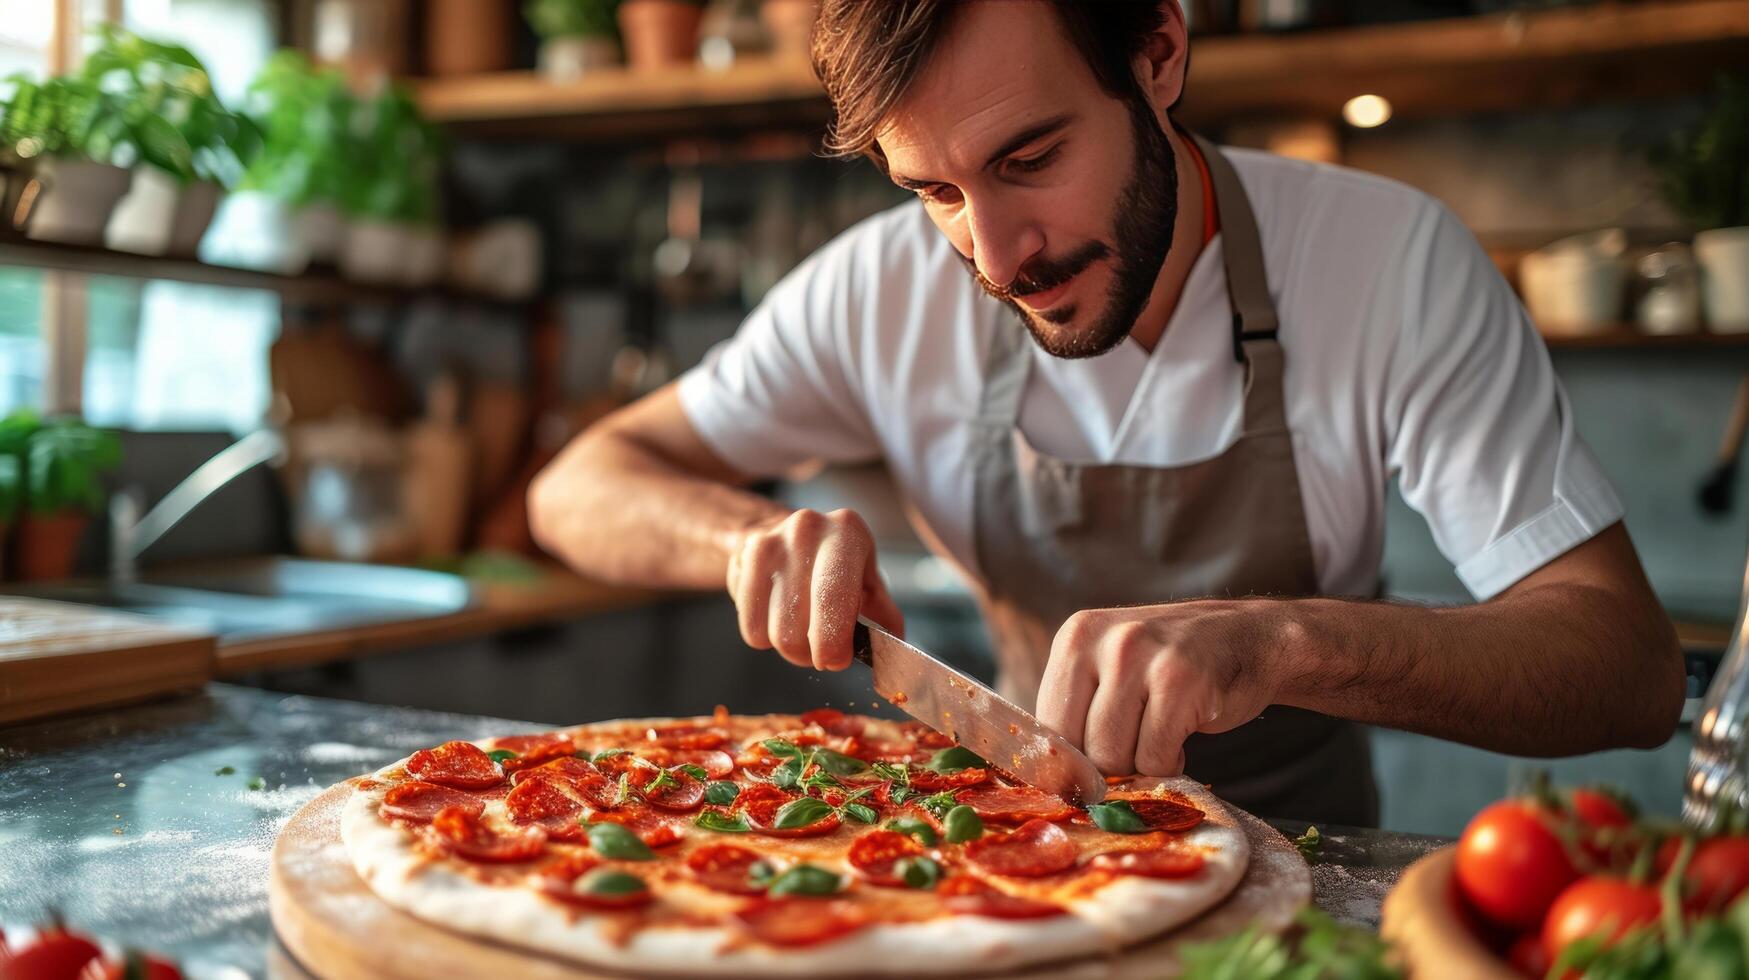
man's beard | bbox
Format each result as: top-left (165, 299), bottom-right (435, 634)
top-left (964, 101), bottom-right (1179, 359)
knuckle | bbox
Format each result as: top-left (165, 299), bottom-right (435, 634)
top-left (786, 508), bottom-right (827, 537)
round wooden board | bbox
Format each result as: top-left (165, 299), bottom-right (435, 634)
top-left (1379, 846), bottom-right (1520, 980)
top-left (270, 782), bottom-right (1310, 980)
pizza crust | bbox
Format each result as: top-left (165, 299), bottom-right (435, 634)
top-left (340, 717), bottom-right (1250, 977)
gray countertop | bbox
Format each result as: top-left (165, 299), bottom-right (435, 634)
top-left (0, 685), bottom-right (1447, 978)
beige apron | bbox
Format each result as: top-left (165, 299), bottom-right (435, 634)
top-left (968, 135), bottom-right (1378, 825)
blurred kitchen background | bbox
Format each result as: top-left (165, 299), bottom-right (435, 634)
top-left (0, 0), bottom-right (1745, 834)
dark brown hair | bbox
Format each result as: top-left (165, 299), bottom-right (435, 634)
top-left (810, 1), bottom-right (1172, 162)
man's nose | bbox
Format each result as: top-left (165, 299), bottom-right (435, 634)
top-left (964, 200), bottom-right (1044, 291)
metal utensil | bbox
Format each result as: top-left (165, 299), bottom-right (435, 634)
top-left (851, 616), bottom-right (1106, 805)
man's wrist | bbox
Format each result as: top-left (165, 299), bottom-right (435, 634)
top-left (1264, 597), bottom-right (1353, 708)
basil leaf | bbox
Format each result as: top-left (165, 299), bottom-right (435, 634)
top-left (581, 869), bottom-right (648, 896)
top-left (591, 748), bottom-right (629, 762)
top-left (615, 772), bottom-right (634, 805)
top-left (486, 749), bottom-right (518, 764)
top-left (247, 776), bottom-right (266, 791)
top-left (644, 767), bottom-right (678, 794)
top-left (677, 764), bottom-right (710, 781)
top-left (773, 796), bottom-right (836, 830)
top-left (705, 781), bottom-right (740, 805)
top-left (919, 790), bottom-right (960, 818)
top-left (887, 817), bottom-right (938, 846)
top-left (943, 804), bottom-right (983, 843)
top-left (587, 821), bottom-right (655, 860)
top-left (897, 855), bottom-right (942, 889)
top-left (761, 738), bottom-right (803, 759)
top-left (1087, 800), bottom-right (1148, 834)
top-left (870, 761), bottom-right (908, 782)
top-left (925, 746), bottom-right (987, 774)
top-left (771, 755), bottom-right (804, 791)
top-left (694, 809), bottom-right (751, 833)
top-left (845, 803), bottom-right (879, 824)
top-left (767, 864), bottom-right (843, 898)
top-left (812, 747), bottom-right (869, 776)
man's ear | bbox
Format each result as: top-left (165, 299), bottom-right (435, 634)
top-left (1134, 1), bottom-right (1190, 114)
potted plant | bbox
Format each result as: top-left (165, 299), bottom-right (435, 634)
top-left (0, 74), bottom-right (137, 246)
top-left (239, 51), bottom-right (355, 273)
top-left (0, 412), bottom-right (120, 582)
top-left (83, 26), bottom-right (259, 258)
top-left (338, 83), bottom-right (446, 286)
top-left (526, 0), bottom-right (622, 80)
top-left (618, 0), bottom-right (707, 70)
top-left (1653, 74), bottom-right (1749, 332)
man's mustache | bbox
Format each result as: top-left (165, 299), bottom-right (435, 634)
top-left (960, 241), bottom-right (1111, 301)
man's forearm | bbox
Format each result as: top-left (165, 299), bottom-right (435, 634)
top-left (1274, 582), bottom-right (1684, 756)
top-left (528, 429), bottom-right (788, 591)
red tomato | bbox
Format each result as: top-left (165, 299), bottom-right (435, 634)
top-left (1506, 931), bottom-right (1550, 978)
top-left (1541, 877), bottom-right (1663, 963)
top-left (1679, 835), bottom-right (1749, 914)
top-left (97, 953), bottom-right (184, 980)
top-left (1566, 789), bottom-right (1634, 865)
top-left (0, 931), bottom-right (103, 980)
top-left (1455, 801), bottom-right (1578, 931)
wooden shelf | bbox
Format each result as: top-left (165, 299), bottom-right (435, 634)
top-left (1539, 326), bottom-right (1749, 349)
top-left (416, 0), bottom-right (1749, 140)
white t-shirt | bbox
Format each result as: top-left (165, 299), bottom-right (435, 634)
top-left (678, 147), bottom-right (1623, 601)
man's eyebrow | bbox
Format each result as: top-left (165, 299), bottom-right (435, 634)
top-left (887, 113), bottom-right (1075, 189)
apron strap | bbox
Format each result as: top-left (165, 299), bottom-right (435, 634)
top-left (976, 315), bottom-right (1032, 427)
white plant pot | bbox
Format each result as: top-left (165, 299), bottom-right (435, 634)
top-left (342, 219), bottom-right (413, 285)
top-left (1696, 227), bottom-right (1749, 334)
top-left (401, 225), bottom-right (447, 287)
top-left (105, 166), bottom-right (181, 255)
top-left (291, 204), bottom-right (346, 268)
top-left (1520, 250), bottom-right (1623, 335)
top-left (168, 180), bottom-right (222, 259)
top-left (538, 36), bottom-right (621, 81)
top-left (27, 158), bottom-right (133, 246)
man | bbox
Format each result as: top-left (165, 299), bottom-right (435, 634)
top-left (531, 0), bottom-right (1683, 824)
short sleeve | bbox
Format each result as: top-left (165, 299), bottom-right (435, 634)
top-left (677, 229), bottom-right (884, 479)
top-left (1385, 202), bottom-right (1624, 599)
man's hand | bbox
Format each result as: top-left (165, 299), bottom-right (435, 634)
top-left (1035, 600), bottom-right (1296, 777)
top-left (725, 508), bottom-right (906, 672)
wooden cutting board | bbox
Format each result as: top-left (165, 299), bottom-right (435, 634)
top-left (269, 783), bottom-right (1310, 980)
top-left (0, 597), bottom-right (215, 725)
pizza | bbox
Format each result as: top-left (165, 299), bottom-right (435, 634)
top-left (340, 708), bottom-right (1250, 976)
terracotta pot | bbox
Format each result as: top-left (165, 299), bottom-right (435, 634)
top-left (13, 511), bottom-right (89, 582)
top-left (425, 0), bottom-right (514, 76)
top-left (760, 0), bottom-right (817, 59)
top-left (618, 0), bottom-right (705, 70)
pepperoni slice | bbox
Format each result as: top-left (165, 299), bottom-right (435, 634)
top-left (735, 898), bottom-right (869, 948)
top-left (954, 784), bottom-right (1078, 823)
top-left (685, 842), bottom-right (770, 895)
top-left (491, 732), bottom-right (576, 772)
top-left (631, 768), bottom-right (706, 812)
top-left (939, 877), bottom-right (1067, 919)
top-left (908, 767), bottom-right (993, 793)
top-left (405, 741), bottom-right (503, 790)
top-left (425, 804), bottom-right (546, 862)
top-left (504, 776), bottom-right (588, 842)
top-left (644, 724), bottom-right (729, 750)
top-left (534, 852), bottom-right (653, 910)
top-left (847, 829), bottom-right (925, 887)
top-left (509, 756), bottom-right (600, 788)
top-left (965, 819), bottom-right (1078, 878)
top-left (668, 749), bottom-right (736, 779)
top-left (738, 783), bottom-right (842, 837)
top-left (590, 808), bottom-right (686, 848)
top-left (801, 708), bottom-right (868, 737)
top-left (1122, 797), bottom-right (1206, 833)
top-left (379, 781), bottom-right (484, 824)
top-left (1089, 846), bottom-right (1206, 879)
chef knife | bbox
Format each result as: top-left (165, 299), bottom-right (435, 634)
top-left (851, 615), bottom-right (1106, 805)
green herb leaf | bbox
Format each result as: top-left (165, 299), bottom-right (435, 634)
top-left (643, 767), bottom-right (678, 795)
top-left (772, 754), bottom-right (805, 791)
top-left (766, 864), bottom-right (843, 898)
top-left (591, 748), bottom-right (629, 762)
top-left (486, 749), bottom-right (518, 764)
top-left (925, 746), bottom-right (987, 774)
top-left (773, 796), bottom-right (837, 830)
top-left (586, 821), bottom-right (654, 860)
top-left (247, 776), bottom-right (266, 791)
top-left (705, 781), bottom-right (740, 805)
top-left (694, 809), bottom-right (751, 833)
top-left (213, 765), bottom-right (234, 776)
top-left (1178, 908), bottom-right (1402, 980)
top-left (762, 738), bottom-right (803, 758)
top-left (581, 869), bottom-right (648, 896)
top-left (1293, 825), bottom-right (1323, 863)
top-left (919, 790), bottom-right (961, 818)
top-left (1088, 800), bottom-right (1148, 834)
top-left (871, 761), bottom-right (912, 803)
top-left (887, 817), bottom-right (938, 846)
top-left (845, 803), bottom-right (879, 824)
top-left (943, 804), bottom-right (983, 843)
top-left (616, 771), bottom-right (634, 805)
top-left (811, 747), bottom-right (870, 777)
top-left (896, 854), bottom-right (942, 889)
top-left (677, 764), bottom-right (710, 781)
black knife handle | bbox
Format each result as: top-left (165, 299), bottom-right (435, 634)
top-left (851, 620), bottom-right (874, 667)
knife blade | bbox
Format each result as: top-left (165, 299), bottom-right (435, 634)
top-left (850, 616), bottom-right (1106, 806)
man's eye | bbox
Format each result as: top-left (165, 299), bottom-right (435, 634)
top-left (1007, 146), bottom-right (1060, 174)
top-left (917, 184), bottom-right (960, 205)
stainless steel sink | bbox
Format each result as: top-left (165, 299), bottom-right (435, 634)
top-left (5, 557), bottom-right (474, 642)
